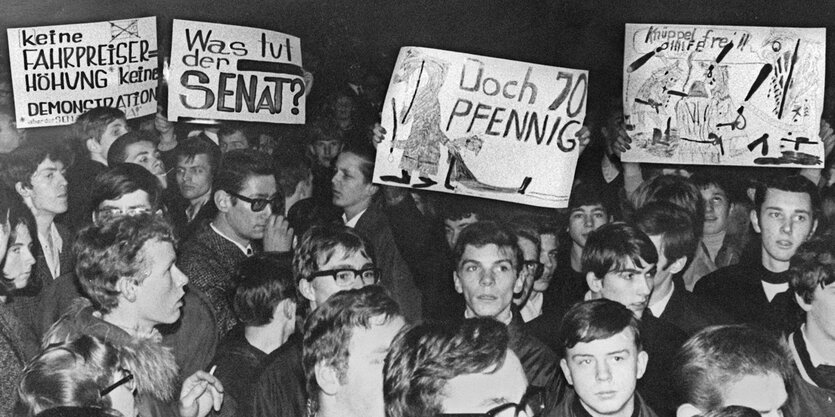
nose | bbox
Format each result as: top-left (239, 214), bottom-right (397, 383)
top-left (583, 214), bottom-right (594, 228)
top-left (595, 360), bottom-right (612, 382)
top-left (57, 171), bottom-right (68, 188)
top-left (172, 265), bottom-right (189, 287)
top-left (23, 248), bottom-right (36, 268)
top-left (781, 219), bottom-right (793, 234)
top-left (704, 200), bottom-right (714, 214)
top-left (478, 269), bottom-right (496, 287)
top-left (636, 275), bottom-right (653, 296)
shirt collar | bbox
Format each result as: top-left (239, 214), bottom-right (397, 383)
top-left (802, 324), bottom-right (835, 367)
top-left (343, 209), bottom-right (367, 228)
top-left (210, 223), bottom-right (253, 256)
top-left (648, 283), bottom-right (675, 318)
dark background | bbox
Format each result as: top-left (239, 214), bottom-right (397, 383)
top-left (1, 0), bottom-right (833, 116)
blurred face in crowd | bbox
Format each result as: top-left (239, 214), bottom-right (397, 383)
top-left (21, 158), bottom-right (68, 217)
top-left (176, 154), bottom-right (213, 202)
top-left (701, 184), bottom-right (732, 236)
top-left (221, 174), bottom-right (277, 242)
top-left (560, 329), bottom-right (647, 417)
top-left (334, 315), bottom-right (406, 417)
top-left (131, 239), bottom-right (188, 328)
top-left (444, 214), bottom-right (479, 249)
top-left (513, 236), bottom-right (539, 307)
top-left (587, 257), bottom-right (656, 318)
top-left (718, 373), bottom-right (787, 417)
top-left (0, 81), bottom-right (11, 106)
top-left (0, 112), bottom-right (24, 153)
top-left (311, 139), bottom-right (343, 167)
top-left (124, 141), bottom-right (167, 187)
top-left (95, 119), bottom-right (129, 161)
top-left (569, 205), bottom-right (610, 248)
top-left (440, 350), bottom-right (529, 415)
top-left (333, 95), bottom-right (356, 122)
top-left (300, 245), bottom-right (375, 309)
top-left (220, 130), bottom-right (249, 153)
top-left (751, 188), bottom-right (817, 271)
top-left (3, 224), bottom-right (35, 289)
top-left (332, 152), bottom-right (376, 217)
top-left (534, 233), bottom-right (558, 292)
top-left (647, 234), bottom-right (685, 289)
top-left (454, 244), bottom-right (523, 322)
top-left (94, 189), bottom-right (153, 224)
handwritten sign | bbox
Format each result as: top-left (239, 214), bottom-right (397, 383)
top-left (623, 24), bottom-right (826, 167)
top-left (168, 20), bottom-right (304, 124)
top-left (7, 17), bottom-right (158, 128)
top-left (375, 47), bottom-right (587, 208)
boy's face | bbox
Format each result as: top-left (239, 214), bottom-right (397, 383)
top-left (720, 373), bottom-right (787, 417)
top-left (568, 204), bottom-right (610, 248)
top-left (560, 329), bottom-right (647, 417)
top-left (752, 188), bottom-right (817, 268)
top-left (97, 118), bottom-right (129, 160)
top-left (588, 257), bottom-right (656, 318)
top-left (534, 233), bottom-right (558, 292)
top-left (220, 130), bottom-right (249, 153)
top-left (300, 245), bottom-right (374, 308)
top-left (310, 139), bottom-right (343, 167)
top-left (23, 157), bottom-right (68, 217)
top-left (454, 243), bottom-right (523, 321)
top-left (701, 184), bottom-right (732, 236)
top-left (444, 214), bottom-right (479, 249)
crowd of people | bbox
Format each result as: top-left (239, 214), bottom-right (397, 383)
top-left (0, 40), bottom-right (834, 417)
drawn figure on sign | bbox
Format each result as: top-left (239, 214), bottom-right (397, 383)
top-left (382, 49), bottom-right (532, 194)
top-left (757, 31), bottom-right (822, 123)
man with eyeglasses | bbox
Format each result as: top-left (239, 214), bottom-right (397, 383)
top-left (251, 224), bottom-right (380, 417)
top-left (509, 218), bottom-right (546, 322)
top-left (384, 317), bottom-right (544, 417)
top-left (178, 149), bottom-right (293, 337)
top-left (452, 221), bottom-right (560, 411)
top-left (555, 299), bottom-right (656, 417)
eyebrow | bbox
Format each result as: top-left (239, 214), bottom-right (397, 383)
top-left (607, 349), bottom-right (629, 356)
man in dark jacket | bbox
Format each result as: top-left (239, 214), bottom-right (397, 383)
top-left (554, 299), bottom-right (657, 417)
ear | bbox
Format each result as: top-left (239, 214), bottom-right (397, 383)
top-left (559, 358), bottom-right (573, 386)
top-left (299, 279), bottom-right (316, 303)
top-left (366, 182), bottom-right (379, 198)
top-left (676, 404), bottom-right (703, 417)
top-left (586, 272), bottom-right (603, 293)
top-left (117, 277), bottom-right (138, 303)
top-left (750, 209), bottom-right (762, 233)
top-left (85, 138), bottom-right (100, 155)
top-left (795, 292), bottom-right (813, 313)
top-left (453, 271), bottom-right (463, 294)
top-left (275, 298), bottom-right (297, 321)
top-left (668, 257), bottom-right (688, 275)
top-left (314, 362), bottom-right (340, 396)
top-left (636, 350), bottom-right (649, 380)
top-left (14, 181), bottom-right (30, 198)
top-left (214, 190), bottom-right (231, 213)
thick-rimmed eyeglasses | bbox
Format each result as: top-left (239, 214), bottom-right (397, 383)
top-left (437, 386), bottom-right (546, 417)
top-left (227, 191), bottom-right (281, 213)
top-left (306, 268), bottom-right (381, 287)
top-left (100, 368), bottom-right (135, 396)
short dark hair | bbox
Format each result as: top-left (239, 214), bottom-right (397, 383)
top-left (0, 142), bottom-right (69, 190)
top-left (303, 285), bottom-right (401, 414)
top-left (754, 175), bottom-right (821, 221)
top-left (175, 135), bottom-right (221, 176)
top-left (293, 224), bottom-right (374, 282)
top-left (634, 201), bottom-right (698, 269)
top-left (218, 123), bottom-right (257, 147)
top-left (582, 223), bottom-right (658, 278)
top-left (338, 144), bottom-right (376, 184)
top-left (384, 318), bottom-right (509, 417)
top-left (212, 149), bottom-right (275, 195)
top-left (106, 130), bottom-right (158, 167)
top-left (453, 221), bottom-right (523, 272)
top-left (0, 189), bottom-right (40, 295)
top-left (691, 170), bottom-right (739, 203)
top-left (74, 214), bottom-right (176, 314)
top-left (789, 236), bottom-right (835, 304)
top-left (559, 299), bottom-right (642, 355)
top-left (673, 325), bottom-right (793, 413)
top-left (233, 253), bottom-right (297, 326)
top-left (90, 163), bottom-right (163, 218)
top-left (509, 216), bottom-right (542, 255)
top-left (306, 118), bottom-right (344, 146)
top-left (440, 195), bottom-right (483, 222)
top-left (568, 182), bottom-right (609, 214)
top-left (274, 149), bottom-right (312, 197)
top-left (632, 175), bottom-right (704, 234)
top-left (73, 107), bottom-right (126, 144)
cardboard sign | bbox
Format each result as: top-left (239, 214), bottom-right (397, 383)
top-left (7, 17), bottom-right (159, 128)
top-left (168, 19), bottom-right (304, 124)
top-left (375, 47), bottom-right (587, 208)
top-left (623, 24), bottom-right (826, 167)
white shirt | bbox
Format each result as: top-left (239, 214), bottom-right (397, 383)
top-left (803, 324), bottom-right (835, 367)
top-left (520, 291), bottom-right (543, 322)
top-left (342, 209), bottom-right (367, 228)
top-left (762, 281), bottom-right (789, 302)
top-left (648, 284), bottom-right (675, 318)
top-left (210, 223), bottom-right (253, 256)
top-left (39, 223), bottom-right (62, 279)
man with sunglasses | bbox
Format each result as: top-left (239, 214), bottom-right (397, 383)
top-left (179, 149), bottom-right (293, 337)
top-left (251, 225), bottom-right (380, 417)
top-left (452, 221), bottom-right (560, 410)
top-left (384, 317), bottom-right (543, 417)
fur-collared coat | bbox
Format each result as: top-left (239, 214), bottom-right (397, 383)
top-left (43, 299), bottom-right (180, 417)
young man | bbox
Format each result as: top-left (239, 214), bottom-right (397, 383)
top-left (66, 107), bottom-right (129, 231)
top-left (304, 285), bottom-right (405, 417)
top-left (674, 325), bottom-right (793, 417)
top-left (785, 236), bottom-right (835, 415)
top-left (582, 223), bottom-right (687, 417)
top-left (384, 318), bottom-right (532, 417)
top-left (274, 149), bottom-right (314, 216)
top-left (452, 221), bottom-right (559, 395)
top-left (178, 149), bottom-right (292, 336)
top-left (44, 214), bottom-right (224, 417)
top-left (218, 123), bottom-right (253, 154)
top-left (250, 225), bottom-right (379, 417)
top-left (441, 197), bottom-right (482, 249)
top-left (308, 120), bottom-right (344, 205)
top-left (172, 136), bottom-right (222, 240)
top-left (695, 175), bottom-right (818, 334)
top-left (107, 131), bottom-right (168, 189)
top-left (635, 201), bottom-right (732, 335)
top-left (509, 218), bottom-right (544, 322)
top-left (0, 143), bottom-right (72, 338)
top-left (557, 299), bottom-right (655, 417)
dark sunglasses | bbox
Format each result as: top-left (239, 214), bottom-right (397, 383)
top-left (228, 191), bottom-right (281, 213)
top-left (437, 386), bottom-right (546, 417)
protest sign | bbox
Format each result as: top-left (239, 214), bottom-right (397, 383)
top-left (7, 17), bottom-right (158, 128)
top-left (623, 24), bottom-right (826, 167)
top-left (375, 47), bottom-right (587, 208)
top-left (168, 20), bottom-right (304, 124)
